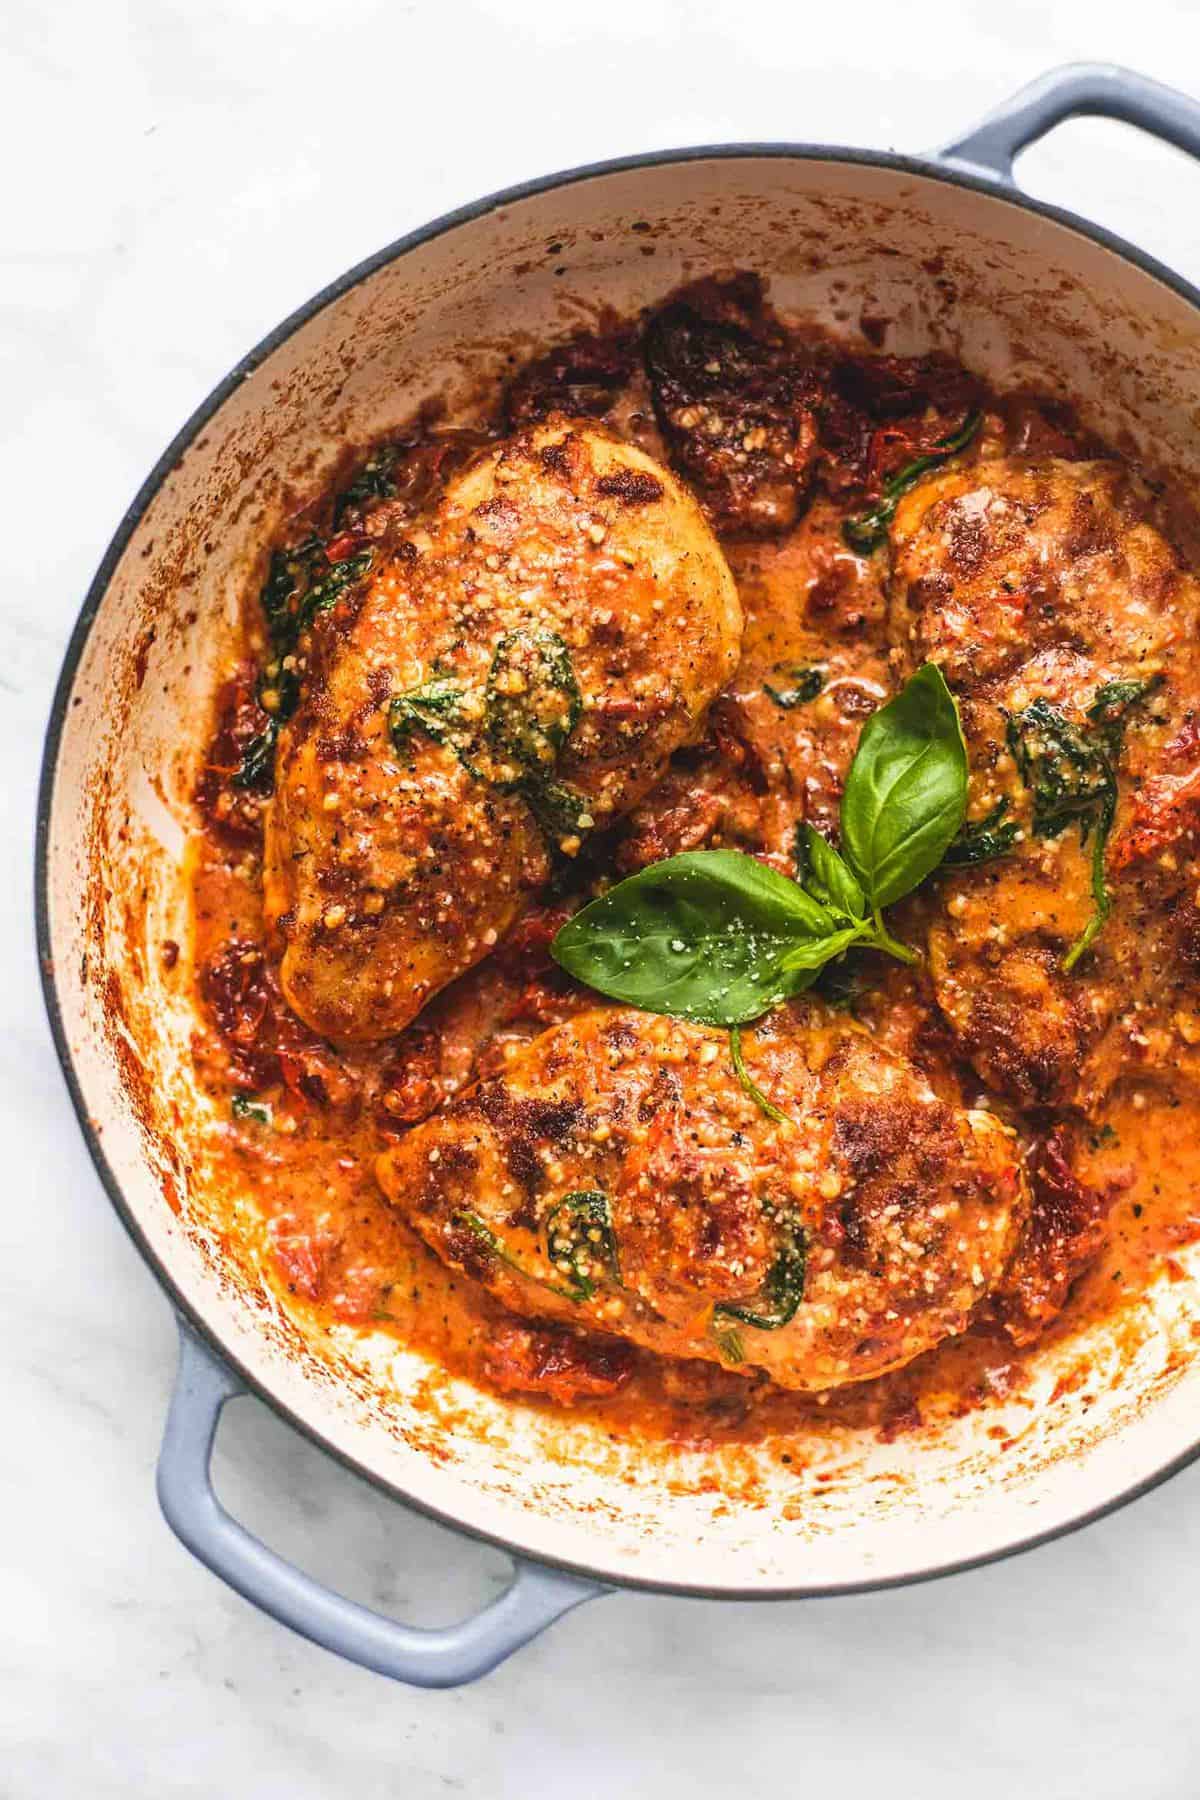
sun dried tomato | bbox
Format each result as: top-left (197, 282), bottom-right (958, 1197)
top-left (995, 1135), bottom-right (1113, 1345)
top-left (483, 1320), bottom-right (634, 1403)
top-left (202, 937), bottom-right (357, 1109)
top-left (377, 1025), bottom-right (444, 1134)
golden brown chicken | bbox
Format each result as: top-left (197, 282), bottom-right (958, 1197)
top-left (375, 1003), bottom-right (1027, 1391)
top-left (263, 423), bottom-right (742, 1043)
top-left (888, 455), bottom-right (1200, 1112)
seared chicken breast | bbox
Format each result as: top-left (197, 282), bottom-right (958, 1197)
top-left (264, 423), bottom-right (742, 1042)
top-left (375, 1004), bottom-right (1027, 1391)
top-left (889, 455), bottom-right (1200, 1111)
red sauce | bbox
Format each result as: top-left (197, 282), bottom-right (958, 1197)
top-left (186, 274), bottom-right (1200, 1451)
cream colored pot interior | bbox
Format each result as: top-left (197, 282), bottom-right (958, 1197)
top-left (44, 153), bottom-right (1200, 1593)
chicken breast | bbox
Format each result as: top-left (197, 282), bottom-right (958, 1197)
top-left (888, 455), bottom-right (1200, 1110)
top-left (375, 1004), bottom-right (1027, 1392)
top-left (263, 423), bottom-right (742, 1042)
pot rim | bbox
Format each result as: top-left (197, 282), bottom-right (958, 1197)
top-left (36, 137), bottom-right (1200, 1601)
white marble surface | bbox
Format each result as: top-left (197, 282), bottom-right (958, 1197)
top-left (8, 1), bottom-right (1200, 1792)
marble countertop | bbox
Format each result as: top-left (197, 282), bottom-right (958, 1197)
top-left (9, 1), bottom-right (1200, 1792)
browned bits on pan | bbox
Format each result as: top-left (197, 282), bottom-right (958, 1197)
top-left (505, 328), bottom-right (638, 427)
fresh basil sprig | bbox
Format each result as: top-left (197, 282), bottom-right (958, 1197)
top-left (838, 660), bottom-right (968, 947)
top-left (551, 664), bottom-right (968, 1024)
top-left (551, 848), bottom-right (845, 1025)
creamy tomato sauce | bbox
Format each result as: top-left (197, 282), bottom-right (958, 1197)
top-left (186, 274), bottom-right (1200, 1450)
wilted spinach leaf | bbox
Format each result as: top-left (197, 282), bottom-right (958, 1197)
top-left (334, 446), bottom-right (399, 524)
top-left (544, 1191), bottom-right (620, 1300)
top-left (486, 626), bottom-right (582, 778)
top-left (842, 410), bottom-right (983, 553)
top-left (763, 666), bottom-right (824, 708)
top-left (1006, 675), bottom-right (1162, 967)
top-left (943, 797), bottom-right (1020, 867)
top-left (713, 1218), bottom-right (807, 1333)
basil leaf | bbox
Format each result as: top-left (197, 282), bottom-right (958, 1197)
top-left (777, 924), bottom-right (867, 974)
top-left (795, 823), bottom-right (866, 922)
top-left (840, 663), bottom-right (968, 910)
top-left (551, 668), bottom-right (971, 1025)
top-left (550, 850), bottom-right (842, 1026)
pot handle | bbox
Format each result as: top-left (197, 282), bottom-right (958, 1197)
top-left (156, 1319), bottom-right (607, 1687)
top-left (935, 62), bottom-right (1200, 185)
